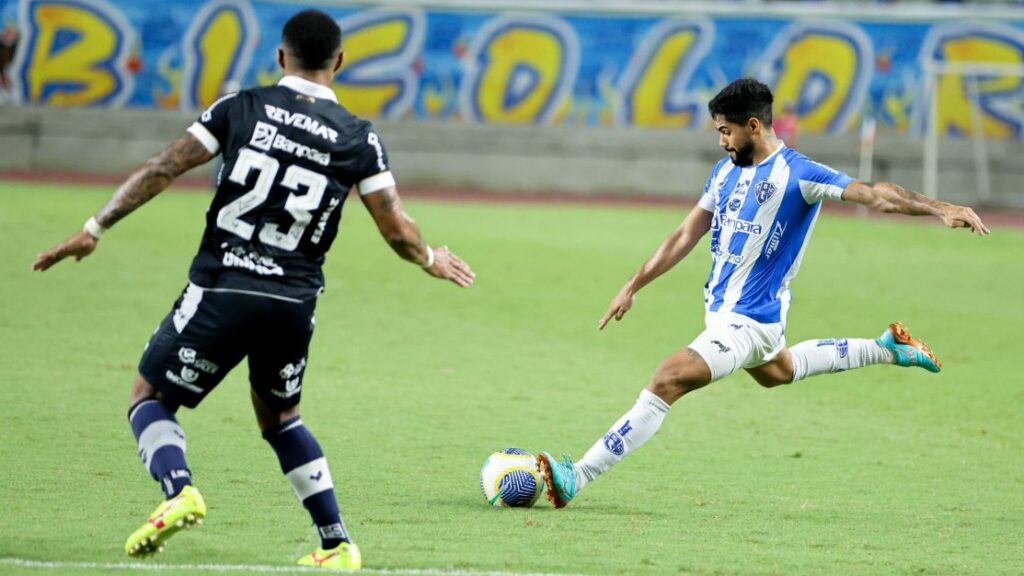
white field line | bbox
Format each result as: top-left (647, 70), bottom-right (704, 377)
top-left (0, 558), bottom-right (586, 576)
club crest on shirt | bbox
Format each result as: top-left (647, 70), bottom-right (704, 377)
top-left (754, 181), bottom-right (778, 204)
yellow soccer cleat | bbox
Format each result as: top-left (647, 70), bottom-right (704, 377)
top-left (297, 542), bottom-right (362, 570)
top-left (124, 485), bottom-right (206, 557)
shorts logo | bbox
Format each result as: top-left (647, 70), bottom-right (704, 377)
top-left (180, 366), bottom-right (200, 384)
top-left (710, 339), bottom-right (731, 354)
top-left (603, 431), bottom-right (625, 456)
top-left (177, 347), bottom-right (219, 374)
top-left (272, 378), bottom-right (302, 399)
top-left (178, 347), bottom-right (197, 364)
top-left (250, 121), bottom-right (278, 151)
top-left (164, 370), bottom-right (203, 393)
top-left (279, 357), bottom-right (307, 380)
top-left (754, 181), bottom-right (778, 204)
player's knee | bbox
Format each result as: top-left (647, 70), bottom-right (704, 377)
top-left (128, 373), bottom-right (172, 411)
top-left (648, 369), bottom-right (705, 403)
top-left (754, 374), bottom-right (789, 388)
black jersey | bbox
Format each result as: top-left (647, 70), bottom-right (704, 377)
top-left (185, 76), bottom-right (395, 301)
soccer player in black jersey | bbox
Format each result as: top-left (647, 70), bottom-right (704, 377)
top-left (32, 9), bottom-right (474, 570)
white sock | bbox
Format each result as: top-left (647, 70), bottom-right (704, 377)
top-left (573, 389), bottom-right (671, 492)
top-left (789, 338), bottom-right (894, 382)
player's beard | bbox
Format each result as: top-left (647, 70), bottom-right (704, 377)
top-left (727, 139), bottom-right (756, 166)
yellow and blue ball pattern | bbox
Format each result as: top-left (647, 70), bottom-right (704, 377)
top-left (479, 448), bottom-right (544, 508)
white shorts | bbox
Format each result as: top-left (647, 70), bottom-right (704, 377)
top-left (688, 312), bottom-right (786, 381)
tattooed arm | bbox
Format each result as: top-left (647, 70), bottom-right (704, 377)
top-left (842, 180), bottom-right (990, 236)
top-left (94, 132), bottom-right (214, 228)
top-left (359, 186), bottom-right (475, 288)
top-left (31, 132), bottom-right (214, 271)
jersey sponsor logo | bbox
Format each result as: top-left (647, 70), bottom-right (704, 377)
top-left (249, 121), bottom-right (331, 166)
top-left (264, 104), bottom-right (339, 143)
top-left (764, 221), bottom-right (787, 258)
top-left (727, 196), bottom-right (742, 212)
top-left (222, 245), bottom-right (284, 276)
top-left (754, 181), bottom-right (778, 204)
top-left (367, 132), bottom-right (387, 171)
top-left (716, 213), bottom-right (764, 236)
top-left (312, 197), bottom-right (342, 245)
top-left (712, 244), bottom-right (743, 265)
top-left (250, 121), bottom-right (277, 150)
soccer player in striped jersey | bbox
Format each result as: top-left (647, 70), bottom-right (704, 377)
top-left (537, 78), bottom-right (989, 508)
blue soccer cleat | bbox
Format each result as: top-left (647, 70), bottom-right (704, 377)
top-left (536, 452), bottom-right (577, 509)
top-left (877, 322), bottom-right (942, 373)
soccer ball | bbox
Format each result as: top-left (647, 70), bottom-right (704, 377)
top-left (479, 448), bottom-right (544, 508)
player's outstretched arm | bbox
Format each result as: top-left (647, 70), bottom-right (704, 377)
top-left (598, 205), bottom-right (713, 330)
top-left (31, 132), bottom-right (214, 271)
top-left (841, 180), bottom-right (990, 236)
top-left (360, 186), bottom-right (475, 288)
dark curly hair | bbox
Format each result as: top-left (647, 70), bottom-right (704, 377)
top-left (708, 78), bottom-right (774, 127)
top-left (282, 9), bottom-right (342, 71)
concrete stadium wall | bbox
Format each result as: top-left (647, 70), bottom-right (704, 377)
top-left (1, 105), bottom-right (1022, 209)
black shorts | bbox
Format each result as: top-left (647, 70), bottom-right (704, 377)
top-left (139, 283), bottom-right (316, 410)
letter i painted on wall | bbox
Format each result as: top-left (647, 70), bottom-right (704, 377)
top-left (180, 0), bottom-right (258, 111)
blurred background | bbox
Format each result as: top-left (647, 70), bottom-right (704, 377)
top-left (1, 0), bottom-right (1022, 209)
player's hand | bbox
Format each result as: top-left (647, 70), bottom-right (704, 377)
top-left (940, 204), bottom-right (990, 236)
top-left (598, 282), bottom-right (637, 330)
top-left (31, 230), bottom-right (99, 272)
top-left (425, 245), bottom-right (475, 288)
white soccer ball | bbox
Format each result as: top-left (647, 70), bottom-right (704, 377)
top-left (479, 448), bottom-right (544, 508)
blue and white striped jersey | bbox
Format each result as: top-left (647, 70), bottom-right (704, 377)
top-left (697, 144), bottom-right (853, 325)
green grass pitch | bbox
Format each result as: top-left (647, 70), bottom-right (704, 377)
top-left (1, 181), bottom-right (1021, 575)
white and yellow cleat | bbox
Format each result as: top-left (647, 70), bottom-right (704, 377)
top-left (124, 485), bottom-right (206, 557)
top-left (297, 542), bottom-right (362, 570)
